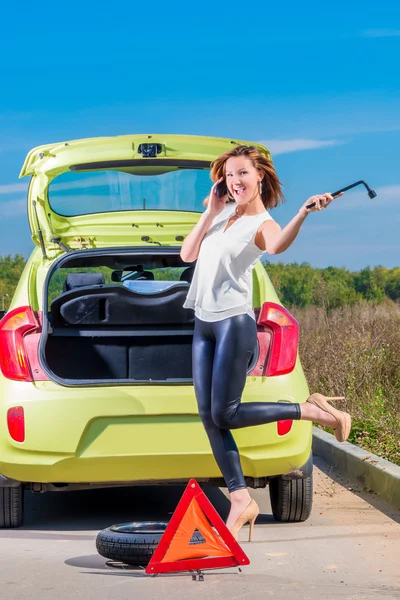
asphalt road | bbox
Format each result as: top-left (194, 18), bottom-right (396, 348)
top-left (0, 456), bottom-right (399, 600)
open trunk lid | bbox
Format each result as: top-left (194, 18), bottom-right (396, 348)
top-left (20, 134), bottom-right (271, 251)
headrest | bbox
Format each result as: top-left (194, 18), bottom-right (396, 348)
top-left (63, 272), bottom-right (105, 291)
top-left (180, 266), bottom-right (195, 283)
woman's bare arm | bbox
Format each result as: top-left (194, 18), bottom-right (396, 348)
top-left (255, 212), bottom-right (305, 255)
top-left (256, 192), bottom-right (343, 255)
top-left (180, 211), bottom-right (215, 262)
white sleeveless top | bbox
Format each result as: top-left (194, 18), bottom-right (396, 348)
top-left (183, 203), bottom-right (274, 322)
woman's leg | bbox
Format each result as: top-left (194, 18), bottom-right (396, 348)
top-left (194, 314), bottom-right (344, 529)
top-left (211, 314), bottom-right (341, 430)
top-left (193, 318), bottom-right (247, 495)
top-left (209, 313), bottom-right (298, 527)
top-left (210, 314), bottom-right (342, 527)
top-left (211, 314), bottom-right (302, 430)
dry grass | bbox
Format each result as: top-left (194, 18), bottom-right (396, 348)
top-left (292, 300), bottom-right (400, 465)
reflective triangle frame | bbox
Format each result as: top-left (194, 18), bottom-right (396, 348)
top-left (145, 479), bottom-right (250, 575)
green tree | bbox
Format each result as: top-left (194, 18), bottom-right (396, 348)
top-left (264, 262), bottom-right (400, 308)
top-left (354, 267), bottom-right (385, 302)
top-left (1, 255), bottom-right (399, 312)
top-left (384, 267), bottom-right (400, 301)
top-left (0, 254), bottom-right (26, 309)
top-left (319, 266), bottom-right (359, 309)
top-left (264, 261), bottom-right (320, 307)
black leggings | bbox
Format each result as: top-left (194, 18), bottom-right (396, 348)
top-left (193, 314), bottom-right (301, 493)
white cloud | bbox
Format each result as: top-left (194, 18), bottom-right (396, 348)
top-left (261, 138), bottom-right (345, 155)
top-left (329, 184), bottom-right (400, 211)
top-left (0, 183), bottom-right (28, 195)
top-left (0, 199), bottom-right (26, 217)
top-left (362, 29), bottom-right (400, 38)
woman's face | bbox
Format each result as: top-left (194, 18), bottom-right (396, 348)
top-left (225, 156), bottom-right (262, 205)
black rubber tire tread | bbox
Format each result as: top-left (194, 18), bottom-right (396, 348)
top-left (96, 526), bottom-right (205, 566)
top-left (0, 485), bottom-right (24, 528)
top-left (269, 475), bottom-right (313, 523)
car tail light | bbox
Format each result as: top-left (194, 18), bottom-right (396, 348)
top-left (0, 307), bottom-right (48, 382)
top-left (7, 407), bottom-right (25, 442)
top-left (251, 302), bottom-right (299, 377)
top-left (277, 420), bottom-right (293, 436)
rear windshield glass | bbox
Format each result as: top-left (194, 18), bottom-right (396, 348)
top-left (48, 168), bottom-right (212, 216)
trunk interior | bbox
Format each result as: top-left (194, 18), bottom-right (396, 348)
top-left (45, 331), bottom-right (193, 381)
top-left (43, 251), bottom-right (196, 384)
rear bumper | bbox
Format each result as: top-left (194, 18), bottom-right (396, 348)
top-left (0, 370), bottom-right (311, 486)
top-left (0, 453), bottom-right (313, 492)
top-left (0, 424), bottom-right (312, 486)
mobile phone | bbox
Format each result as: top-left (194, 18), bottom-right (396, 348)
top-left (215, 180), bottom-right (228, 198)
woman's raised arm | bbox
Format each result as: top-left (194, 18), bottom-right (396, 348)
top-left (255, 191), bottom-right (344, 255)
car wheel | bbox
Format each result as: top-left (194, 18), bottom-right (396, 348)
top-left (96, 522), bottom-right (205, 566)
top-left (0, 485), bottom-right (24, 528)
top-left (269, 475), bottom-right (313, 523)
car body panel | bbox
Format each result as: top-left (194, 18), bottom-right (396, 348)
top-left (0, 373), bottom-right (311, 484)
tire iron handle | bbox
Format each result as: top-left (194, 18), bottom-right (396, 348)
top-left (306, 180), bottom-right (377, 209)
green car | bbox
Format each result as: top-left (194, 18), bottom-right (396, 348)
top-left (0, 134), bottom-right (312, 528)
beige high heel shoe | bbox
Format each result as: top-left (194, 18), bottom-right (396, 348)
top-left (306, 393), bottom-right (351, 442)
top-left (228, 499), bottom-right (259, 542)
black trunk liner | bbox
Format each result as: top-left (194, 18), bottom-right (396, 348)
top-left (45, 335), bottom-right (193, 381)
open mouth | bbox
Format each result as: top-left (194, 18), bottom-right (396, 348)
top-left (233, 186), bottom-right (246, 197)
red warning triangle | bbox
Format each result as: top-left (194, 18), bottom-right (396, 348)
top-left (145, 479), bottom-right (250, 574)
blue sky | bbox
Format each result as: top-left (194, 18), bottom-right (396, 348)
top-left (0, 0), bottom-right (399, 270)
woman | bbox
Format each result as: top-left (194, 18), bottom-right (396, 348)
top-left (180, 145), bottom-right (351, 541)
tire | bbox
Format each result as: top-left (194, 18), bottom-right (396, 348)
top-left (0, 485), bottom-right (24, 528)
top-left (96, 522), bottom-right (205, 566)
top-left (269, 475), bottom-right (313, 523)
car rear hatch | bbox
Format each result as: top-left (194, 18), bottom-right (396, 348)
top-left (20, 133), bottom-right (271, 252)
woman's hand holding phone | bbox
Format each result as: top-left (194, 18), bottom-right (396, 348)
top-left (206, 178), bottom-right (229, 218)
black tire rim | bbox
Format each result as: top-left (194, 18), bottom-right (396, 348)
top-left (109, 522), bottom-right (169, 534)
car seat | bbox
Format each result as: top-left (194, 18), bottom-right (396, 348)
top-left (63, 272), bottom-right (106, 292)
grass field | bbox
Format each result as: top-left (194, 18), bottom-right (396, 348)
top-left (294, 300), bottom-right (400, 466)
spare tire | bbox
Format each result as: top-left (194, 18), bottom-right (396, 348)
top-left (96, 522), bottom-right (205, 566)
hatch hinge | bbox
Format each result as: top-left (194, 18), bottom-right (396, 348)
top-left (51, 238), bottom-right (72, 253)
top-left (38, 149), bottom-right (56, 159)
top-left (72, 237), bottom-right (96, 249)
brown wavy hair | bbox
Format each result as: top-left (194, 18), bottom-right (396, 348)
top-left (207, 145), bottom-right (284, 210)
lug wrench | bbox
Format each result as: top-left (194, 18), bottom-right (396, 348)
top-left (306, 180), bottom-right (377, 209)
